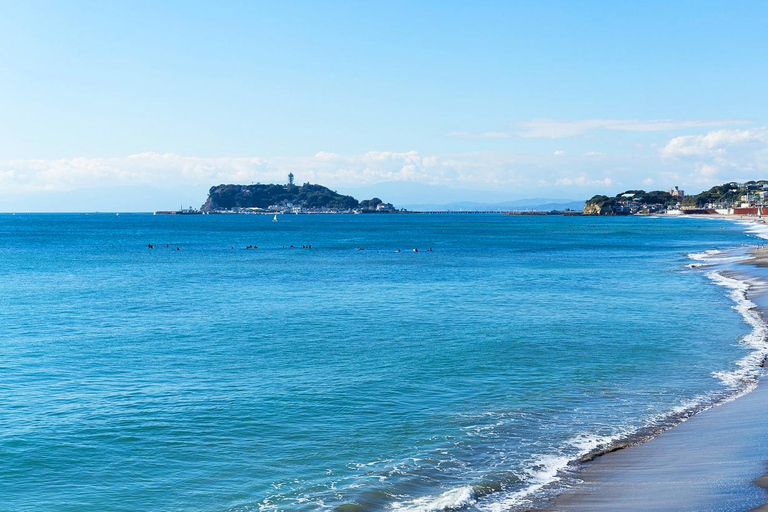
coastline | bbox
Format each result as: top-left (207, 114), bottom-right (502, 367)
top-left (750, 245), bottom-right (768, 267)
top-left (537, 217), bottom-right (768, 511)
top-left (544, 374), bottom-right (768, 511)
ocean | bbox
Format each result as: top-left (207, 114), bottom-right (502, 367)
top-left (0, 213), bottom-right (764, 511)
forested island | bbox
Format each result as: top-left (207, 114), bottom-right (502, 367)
top-left (200, 182), bottom-right (396, 214)
top-left (584, 180), bottom-right (768, 215)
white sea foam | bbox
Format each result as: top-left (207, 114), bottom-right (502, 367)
top-left (687, 248), bottom-right (752, 264)
top-left (688, 249), bottom-right (723, 260)
top-left (684, 233), bottom-right (768, 400)
top-left (705, 270), bottom-right (768, 395)
top-left (390, 485), bottom-right (476, 511)
top-left (736, 220), bottom-right (768, 241)
top-left (477, 454), bottom-right (572, 512)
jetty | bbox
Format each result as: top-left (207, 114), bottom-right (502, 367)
top-left (154, 207), bottom-right (202, 215)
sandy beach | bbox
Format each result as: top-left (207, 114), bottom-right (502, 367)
top-left (545, 378), bottom-right (768, 511)
top-left (750, 245), bottom-right (768, 268)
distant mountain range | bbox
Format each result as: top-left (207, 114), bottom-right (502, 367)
top-left (336, 182), bottom-right (584, 211)
top-left (401, 199), bottom-right (586, 211)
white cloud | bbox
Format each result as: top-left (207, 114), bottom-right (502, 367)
top-left (0, 150), bottom-right (639, 199)
top-left (661, 128), bottom-right (768, 158)
top-left (584, 151), bottom-right (604, 156)
top-left (5, 129), bottom-right (766, 210)
top-left (0, 151), bottom-right (514, 194)
top-left (516, 118), bottom-right (751, 138)
top-left (660, 128), bottom-right (768, 184)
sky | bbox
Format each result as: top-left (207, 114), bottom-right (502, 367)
top-left (1, 0), bottom-right (767, 210)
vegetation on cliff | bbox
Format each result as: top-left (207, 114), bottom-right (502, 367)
top-left (582, 195), bottom-right (616, 215)
top-left (680, 181), bottom-right (768, 207)
top-left (585, 190), bottom-right (676, 211)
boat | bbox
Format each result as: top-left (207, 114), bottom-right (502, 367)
top-left (273, 214), bottom-right (278, 222)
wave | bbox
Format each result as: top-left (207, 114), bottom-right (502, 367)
top-left (736, 220), bottom-right (768, 244)
top-left (687, 248), bottom-right (752, 264)
top-left (706, 271), bottom-right (768, 394)
top-left (736, 220), bottom-right (768, 241)
top-left (688, 249), bottom-right (724, 260)
top-left (390, 486), bottom-right (476, 512)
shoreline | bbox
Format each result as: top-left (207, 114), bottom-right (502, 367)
top-left (544, 374), bottom-right (768, 511)
top-left (749, 245), bottom-right (768, 267)
top-left (536, 218), bottom-right (768, 511)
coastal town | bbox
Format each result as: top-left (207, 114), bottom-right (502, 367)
top-left (583, 180), bottom-right (768, 216)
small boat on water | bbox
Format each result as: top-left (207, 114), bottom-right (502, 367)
top-left (273, 214), bottom-right (278, 222)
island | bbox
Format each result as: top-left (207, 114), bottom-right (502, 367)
top-left (199, 177), bottom-right (396, 214)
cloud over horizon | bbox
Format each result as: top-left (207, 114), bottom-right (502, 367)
top-left (661, 128), bottom-right (768, 183)
top-left (0, 150), bottom-right (620, 196)
top-left (2, 126), bottom-right (768, 210)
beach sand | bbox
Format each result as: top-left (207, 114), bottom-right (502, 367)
top-left (545, 379), bottom-right (768, 511)
top-left (750, 245), bottom-right (768, 268)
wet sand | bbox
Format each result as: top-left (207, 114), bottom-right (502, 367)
top-left (750, 245), bottom-right (768, 268)
top-left (545, 379), bottom-right (768, 511)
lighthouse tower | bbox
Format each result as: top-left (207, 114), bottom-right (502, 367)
top-left (288, 172), bottom-right (294, 186)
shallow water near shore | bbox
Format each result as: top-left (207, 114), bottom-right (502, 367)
top-left (0, 213), bottom-right (764, 511)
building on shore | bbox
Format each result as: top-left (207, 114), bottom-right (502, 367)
top-left (668, 186), bottom-right (685, 198)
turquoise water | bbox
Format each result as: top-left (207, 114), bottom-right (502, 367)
top-left (0, 214), bottom-right (761, 511)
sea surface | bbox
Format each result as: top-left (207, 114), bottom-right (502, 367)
top-left (0, 213), bottom-right (765, 511)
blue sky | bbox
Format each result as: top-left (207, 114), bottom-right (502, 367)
top-left (1, 0), bottom-right (767, 209)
